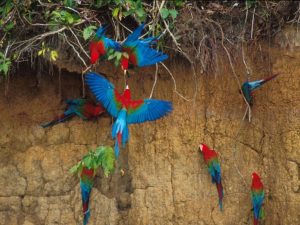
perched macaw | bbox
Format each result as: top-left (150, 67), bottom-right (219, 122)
top-left (251, 172), bottom-right (265, 225)
top-left (241, 74), bottom-right (279, 106)
top-left (41, 99), bottom-right (105, 128)
top-left (80, 167), bottom-right (95, 225)
top-left (89, 25), bottom-right (121, 64)
top-left (199, 144), bottom-right (224, 211)
top-left (119, 23), bottom-right (168, 74)
top-left (85, 72), bottom-right (173, 157)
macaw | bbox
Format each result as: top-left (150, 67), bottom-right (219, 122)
top-left (41, 99), bottom-right (105, 128)
top-left (85, 72), bottom-right (173, 157)
top-left (251, 172), bottom-right (265, 225)
top-left (80, 167), bottom-right (95, 225)
top-left (119, 23), bottom-right (168, 74)
top-left (199, 144), bottom-right (224, 211)
top-left (241, 74), bottom-right (279, 106)
top-left (89, 25), bottom-right (121, 64)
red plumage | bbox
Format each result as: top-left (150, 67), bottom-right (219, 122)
top-left (251, 172), bottom-right (263, 190)
top-left (83, 102), bottom-right (105, 119)
top-left (200, 143), bottom-right (218, 162)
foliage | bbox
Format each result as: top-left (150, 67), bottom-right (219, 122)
top-left (0, 0), bottom-right (299, 80)
top-left (70, 146), bottom-right (116, 177)
top-left (0, 52), bottom-right (11, 78)
top-left (38, 42), bottom-right (58, 62)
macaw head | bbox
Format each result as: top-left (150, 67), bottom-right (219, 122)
top-left (121, 55), bottom-right (129, 71)
top-left (252, 172), bottom-right (260, 180)
top-left (199, 143), bottom-right (209, 153)
top-left (123, 84), bottom-right (131, 100)
top-left (252, 172), bottom-right (263, 188)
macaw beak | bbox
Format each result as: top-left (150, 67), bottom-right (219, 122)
top-left (126, 85), bottom-right (129, 90)
top-left (199, 144), bottom-right (203, 152)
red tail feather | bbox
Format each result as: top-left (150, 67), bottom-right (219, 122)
top-left (262, 73), bottom-right (279, 84)
top-left (254, 218), bottom-right (259, 225)
top-left (216, 182), bottom-right (223, 210)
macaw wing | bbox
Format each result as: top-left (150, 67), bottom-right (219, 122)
top-left (65, 99), bottom-right (86, 106)
top-left (127, 99), bottom-right (173, 124)
top-left (95, 24), bottom-right (108, 38)
top-left (131, 42), bottom-right (168, 67)
top-left (211, 159), bottom-right (221, 183)
top-left (105, 37), bottom-right (121, 51)
top-left (85, 72), bottom-right (122, 118)
top-left (123, 23), bottom-right (145, 45)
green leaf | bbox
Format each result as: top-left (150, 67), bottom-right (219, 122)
top-left (160, 8), bottom-right (170, 19)
top-left (50, 50), bottom-right (58, 61)
top-left (246, 0), bottom-right (256, 9)
top-left (64, 0), bottom-right (75, 8)
top-left (169, 9), bottom-right (178, 19)
top-left (4, 21), bottom-right (14, 32)
top-left (112, 7), bottom-right (119, 18)
top-left (83, 25), bottom-right (97, 40)
top-left (69, 162), bottom-right (81, 174)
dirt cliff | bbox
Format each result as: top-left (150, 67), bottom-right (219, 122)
top-left (0, 28), bottom-right (299, 225)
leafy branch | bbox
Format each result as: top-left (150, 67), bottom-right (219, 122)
top-left (70, 146), bottom-right (116, 177)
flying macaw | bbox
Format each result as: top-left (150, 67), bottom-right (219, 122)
top-left (85, 72), bottom-right (173, 157)
top-left (241, 74), bottom-right (279, 106)
top-left (251, 172), bottom-right (265, 225)
top-left (199, 143), bottom-right (224, 211)
top-left (119, 23), bottom-right (168, 74)
top-left (80, 167), bottom-right (95, 225)
top-left (41, 99), bottom-right (105, 128)
top-left (89, 25), bottom-right (121, 64)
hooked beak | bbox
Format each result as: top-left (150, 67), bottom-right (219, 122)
top-left (199, 144), bottom-right (203, 152)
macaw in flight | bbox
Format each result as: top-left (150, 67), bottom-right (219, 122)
top-left (89, 25), bottom-right (121, 64)
top-left (85, 72), bottom-right (173, 157)
top-left (119, 23), bottom-right (168, 75)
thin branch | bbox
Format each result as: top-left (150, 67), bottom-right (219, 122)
top-left (68, 27), bottom-right (89, 58)
top-left (63, 32), bottom-right (87, 67)
top-left (149, 63), bottom-right (158, 98)
top-left (160, 62), bottom-right (191, 101)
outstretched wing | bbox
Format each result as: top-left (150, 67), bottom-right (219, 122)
top-left (85, 72), bottom-right (122, 118)
top-left (126, 99), bottom-right (173, 124)
top-left (130, 42), bottom-right (168, 67)
top-left (123, 23), bottom-right (145, 45)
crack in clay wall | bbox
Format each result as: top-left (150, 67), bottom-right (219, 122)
top-left (0, 34), bottom-right (300, 225)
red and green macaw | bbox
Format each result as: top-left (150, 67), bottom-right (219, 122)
top-left (89, 25), bottom-right (121, 64)
top-left (119, 23), bottom-right (168, 74)
top-left (41, 99), bottom-right (105, 128)
top-left (241, 74), bottom-right (279, 106)
top-left (251, 172), bottom-right (265, 225)
top-left (80, 167), bottom-right (94, 225)
top-left (199, 144), bottom-right (224, 211)
top-left (85, 72), bottom-right (173, 157)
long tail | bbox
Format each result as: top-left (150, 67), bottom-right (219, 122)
top-left (41, 113), bottom-right (75, 128)
top-left (216, 182), bottom-right (224, 211)
top-left (114, 132), bottom-right (122, 158)
top-left (260, 73), bottom-right (279, 86)
top-left (253, 217), bottom-right (259, 225)
top-left (80, 168), bottom-right (94, 225)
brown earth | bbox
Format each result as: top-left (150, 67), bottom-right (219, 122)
top-left (0, 27), bottom-right (299, 225)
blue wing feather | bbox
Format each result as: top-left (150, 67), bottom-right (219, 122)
top-left (124, 23), bottom-right (145, 44)
top-left (95, 25), bottom-right (108, 37)
top-left (127, 99), bottom-right (173, 124)
top-left (135, 42), bottom-right (168, 66)
top-left (85, 72), bottom-right (121, 118)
